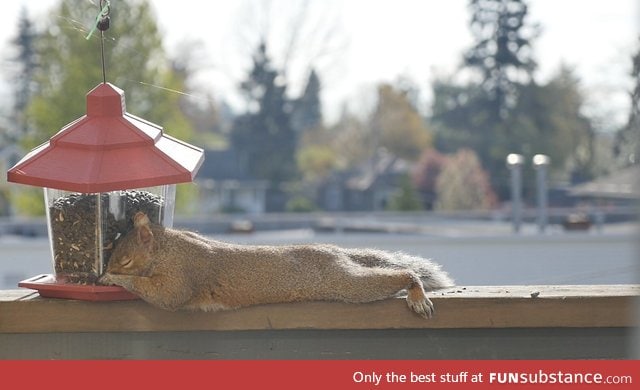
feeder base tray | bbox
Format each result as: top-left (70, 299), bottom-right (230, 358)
top-left (19, 274), bottom-right (139, 301)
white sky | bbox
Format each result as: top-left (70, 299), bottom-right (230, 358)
top-left (0, 0), bottom-right (638, 128)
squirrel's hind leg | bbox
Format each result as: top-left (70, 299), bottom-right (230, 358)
top-left (333, 267), bottom-right (434, 319)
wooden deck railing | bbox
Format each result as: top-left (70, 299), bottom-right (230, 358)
top-left (1, 285), bottom-right (638, 359)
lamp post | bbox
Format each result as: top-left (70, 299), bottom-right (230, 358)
top-left (533, 154), bottom-right (550, 233)
top-left (506, 153), bottom-right (524, 233)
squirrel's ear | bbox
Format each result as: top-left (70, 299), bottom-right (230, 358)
top-left (133, 212), bottom-right (150, 228)
top-left (137, 225), bottom-right (154, 247)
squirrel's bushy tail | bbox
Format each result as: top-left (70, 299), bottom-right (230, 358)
top-left (343, 248), bottom-right (454, 290)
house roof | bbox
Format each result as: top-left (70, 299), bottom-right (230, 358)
top-left (197, 149), bottom-right (264, 183)
top-left (569, 165), bottom-right (640, 199)
top-left (346, 151), bottom-right (412, 191)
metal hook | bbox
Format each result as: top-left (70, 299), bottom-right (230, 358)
top-left (85, 0), bottom-right (111, 39)
top-left (97, 0), bottom-right (111, 31)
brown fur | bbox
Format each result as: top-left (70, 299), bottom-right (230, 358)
top-left (99, 212), bottom-right (454, 318)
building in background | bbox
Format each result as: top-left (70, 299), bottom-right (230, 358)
top-left (195, 149), bottom-right (268, 214)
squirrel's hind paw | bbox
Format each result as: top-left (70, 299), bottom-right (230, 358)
top-left (406, 293), bottom-right (435, 319)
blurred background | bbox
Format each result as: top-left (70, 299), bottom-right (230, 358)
top-left (0, 0), bottom-right (638, 289)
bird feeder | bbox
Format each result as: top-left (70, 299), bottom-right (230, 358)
top-left (7, 83), bottom-right (204, 300)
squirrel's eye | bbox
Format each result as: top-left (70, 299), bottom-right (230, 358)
top-left (120, 256), bottom-right (132, 267)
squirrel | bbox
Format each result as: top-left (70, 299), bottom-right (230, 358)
top-left (99, 212), bottom-right (454, 318)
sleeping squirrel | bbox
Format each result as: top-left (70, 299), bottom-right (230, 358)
top-left (99, 212), bottom-right (454, 318)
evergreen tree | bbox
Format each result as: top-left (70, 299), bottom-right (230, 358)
top-left (291, 68), bottom-right (323, 133)
top-left (465, 0), bottom-right (538, 120)
top-left (431, 79), bottom-right (491, 157)
top-left (431, 0), bottom-right (600, 195)
top-left (386, 175), bottom-right (423, 212)
top-left (231, 42), bottom-right (297, 184)
top-left (7, 7), bottom-right (38, 143)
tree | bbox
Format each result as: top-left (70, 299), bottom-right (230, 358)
top-left (291, 68), bottom-right (323, 133)
top-left (6, 7), bottom-right (38, 144)
top-left (435, 149), bottom-right (496, 211)
top-left (297, 143), bottom-right (337, 183)
top-left (615, 37), bottom-right (640, 166)
top-left (386, 175), bottom-right (423, 212)
top-left (431, 0), bottom-right (539, 197)
top-left (431, 78), bottom-right (490, 155)
top-left (513, 66), bottom-right (595, 182)
top-left (465, 0), bottom-right (538, 120)
top-left (25, 0), bottom-right (194, 149)
top-left (371, 83), bottom-right (432, 161)
top-left (326, 107), bottom-right (373, 169)
top-left (432, 67), bottom-right (596, 196)
top-left (230, 42), bottom-right (297, 184)
top-left (430, 76), bottom-right (511, 192)
top-left (234, 0), bottom-right (345, 101)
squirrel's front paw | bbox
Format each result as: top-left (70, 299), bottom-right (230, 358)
top-left (406, 288), bottom-right (435, 319)
top-left (98, 273), bottom-right (115, 286)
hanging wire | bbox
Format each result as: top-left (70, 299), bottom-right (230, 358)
top-left (76, 1), bottom-right (215, 103)
top-left (86, 0), bottom-right (111, 83)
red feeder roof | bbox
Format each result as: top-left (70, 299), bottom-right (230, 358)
top-left (7, 83), bottom-right (204, 193)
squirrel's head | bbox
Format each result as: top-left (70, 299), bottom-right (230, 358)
top-left (106, 212), bottom-right (155, 276)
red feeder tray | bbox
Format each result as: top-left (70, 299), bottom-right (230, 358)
top-left (19, 274), bottom-right (139, 301)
